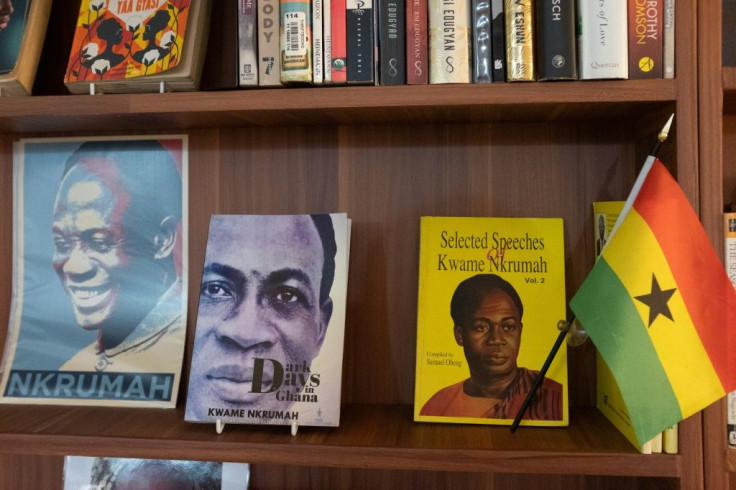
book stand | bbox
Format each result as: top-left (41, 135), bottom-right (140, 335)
top-left (213, 419), bottom-right (300, 436)
top-left (88, 81), bottom-right (169, 95)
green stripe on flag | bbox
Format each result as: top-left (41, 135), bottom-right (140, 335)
top-left (571, 258), bottom-right (682, 444)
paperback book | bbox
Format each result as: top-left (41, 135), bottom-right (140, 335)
top-left (185, 213), bottom-right (350, 427)
top-left (414, 216), bottom-right (568, 426)
top-left (64, 0), bottom-right (211, 94)
top-left (726, 211), bottom-right (736, 448)
top-left (239, 0), bottom-right (259, 86)
top-left (627, 0), bottom-right (663, 79)
top-left (0, 0), bottom-right (51, 96)
top-left (593, 201), bottom-right (675, 453)
top-left (428, 0), bottom-right (471, 83)
top-left (0, 135), bottom-right (189, 408)
top-left (577, 0), bottom-right (628, 79)
top-left (64, 456), bottom-right (250, 489)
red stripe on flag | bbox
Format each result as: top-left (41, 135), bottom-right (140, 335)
top-left (633, 160), bottom-right (736, 390)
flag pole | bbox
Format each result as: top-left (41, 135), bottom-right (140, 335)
top-left (510, 113), bottom-right (674, 433)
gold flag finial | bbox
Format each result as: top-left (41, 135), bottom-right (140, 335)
top-left (658, 113), bottom-right (675, 143)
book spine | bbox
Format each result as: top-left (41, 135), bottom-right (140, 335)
top-left (472, 0), bottom-right (492, 83)
top-left (726, 212), bottom-right (736, 448)
top-left (331, 0), bottom-right (348, 82)
top-left (239, 0), bottom-right (259, 86)
top-left (663, 0), bottom-right (674, 78)
top-left (313, 0), bottom-right (325, 83)
top-left (406, 0), bottom-right (429, 83)
top-left (281, 0), bottom-right (314, 84)
top-left (628, 0), bottom-right (663, 78)
top-left (378, 0), bottom-right (407, 84)
top-left (259, 0), bottom-right (283, 86)
top-left (324, 0), bottom-right (333, 82)
top-left (504, 0), bottom-right (535, 81)
top-left (429, 0), bottom-right (472, 83)
top-left (535, 0), bottom-right (577, 81)
top-left (490, 0), bottom-right (506, 82)
top-left (577, 0), bottom-right (628, 79)
top-left (346, 0), bottom-right (375, 84)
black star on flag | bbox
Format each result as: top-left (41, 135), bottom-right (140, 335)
top-left (634, 274), bottom-right (677, 327)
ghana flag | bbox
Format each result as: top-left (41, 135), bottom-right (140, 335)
top-left (570, 157), bottom-right (736, 446)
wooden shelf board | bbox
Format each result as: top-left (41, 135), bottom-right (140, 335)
top-left (0, 403), bottom-right (679, 477)
top-left (0, 81), bottom-right (676, 133)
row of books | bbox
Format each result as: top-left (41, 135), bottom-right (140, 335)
top-left (0, 134), bottom-right (679, 453)
top-left (240, 0), bottom-right (677, 86)
top-left (0, 0), bottom-right (675, 97)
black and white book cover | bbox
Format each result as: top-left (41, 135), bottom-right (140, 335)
top-left (185, 213), bottom-right (350, 427)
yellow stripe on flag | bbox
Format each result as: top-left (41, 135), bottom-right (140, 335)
top-left (602, 210), bottom-right (725, 416)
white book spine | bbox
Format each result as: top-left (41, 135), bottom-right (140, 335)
top-left (428, 0), bottom-right (471, 83)
top-left (259, 0), bottom-right (283, 86)
top-left (239, 0), bottom-right (259, 86)
top-left (663, 0), bottom-right (675, 79)
top-left (576, 0), bottom-right (628, 79)
top-left (324, 0), bottom-right (333, 82)
top-left (313, 0), bottom-right (325, 83)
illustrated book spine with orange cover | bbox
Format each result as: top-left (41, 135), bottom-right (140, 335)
top-left (414, 216), bottom-right (568, 427)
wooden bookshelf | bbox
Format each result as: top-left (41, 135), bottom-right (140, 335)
top-left (0, 0), bottom-right (713, 488)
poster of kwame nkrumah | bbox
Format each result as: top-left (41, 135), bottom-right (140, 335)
top-left (0, 135), bottom-right (188, 408)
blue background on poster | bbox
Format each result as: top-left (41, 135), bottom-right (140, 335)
top-left (0, 0), bottom-right (31, 74)
top-left (11, 141), bottom-right (96, 371)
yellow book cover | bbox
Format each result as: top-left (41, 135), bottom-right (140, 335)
top-left (414, 216), bottom-right (568, 426)
top-left (593, 201), bottom-right (673, 453)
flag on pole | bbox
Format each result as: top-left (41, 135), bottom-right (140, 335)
top-left (570, 156), bottom-right (736, 446)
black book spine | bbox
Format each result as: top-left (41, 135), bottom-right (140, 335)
top-left (347, 0), bottom-right (375, 84)
top-left (378, 0), bottom-right (407, 84)
top-left (473, 0), bottom-right (492, 83)
top-left (535, 0), bottom-right (577, 80)
top-left (489, 0), bottom-right (505, 82)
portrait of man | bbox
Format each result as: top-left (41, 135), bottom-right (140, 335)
top-left (185, 214), bottom-right (347, 425)
top-left (420, 273), bottom-right (563, 421)
top-left (54, 139), bottom-right (185, 373)
top-left (0, 136), bottom-right (188, 407)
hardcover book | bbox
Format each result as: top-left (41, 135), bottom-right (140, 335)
top-left (490, 0), bottom-right (505, 82)
top-left (472, 0), bottom-right (492, 83)
top-left (239, 0), bottom-right (259, 86)
top-left (346, 0), bottom-right (375, 84)
top-left (577, 0), bottom-right (627, 79)
top-left (428, 0), bottom-right (471, 83)
top-left (627, 0), bottom-right (662, 79)
top-left (406, 0), bottom-right (428, 84)
top-left (0, 135), bottom-right (189, 408)
top-left (64, 0), bottom-right (211, 94)
top-left (535, 0), bottom-right (577, 81)
top-left (504, 0), bottom-right (534, 81)
top-left (185, 213), bottom-right (350, 427)
top-left (259, 0), bottom-right (283, 86)
top-left (64, 456), bottom-right (250, 489)
top-left (414, 216), bottom-right (568, 426)
top-left (378, 0), bottom-right (407, 85)
top-left (0, 0), bottom-right (52, 96)
top-left (280, 0), bottom-right (313, 84)
top-left (330, 0), bottom-right (347, 83)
